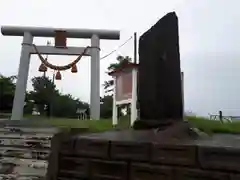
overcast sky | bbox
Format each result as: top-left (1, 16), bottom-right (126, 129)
top-left (1, 0), bottom-right (240, 116)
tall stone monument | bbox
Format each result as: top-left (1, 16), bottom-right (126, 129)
top-left (135, 12), bottom-right (183, 129)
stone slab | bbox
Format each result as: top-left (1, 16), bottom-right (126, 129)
top-left (174, 168), bottom-right (229, 180)
top-left (131, 163), bottom-right (172, 180)
top-left (230, 173), bottom-right (240, 180)
top-left (152, 142), bottom-right (197, 166)
top-left (58, 178), bottom-right (79, 180)
top-left (58, 157), bottom-right (89, 179)
top-left (198, 146), bottom-right (240, 172)
top-left (46, 129), bottom-right (88, 180)
top-left (138, 12), bottom-right (183, 125)
top-left (76, 130), bottom-right (157, 142)
top-left (74, 138), bottom-right (110, 158)
top-left (110, 141), bottom-right (151, 161)
top-left (89, 159), bottom-right (128, 180)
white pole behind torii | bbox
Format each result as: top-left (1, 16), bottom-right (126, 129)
top-left (1, 26), bottom-right (120, 120)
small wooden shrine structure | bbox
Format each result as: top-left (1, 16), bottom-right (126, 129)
top-left (108, 62), bottom-right (138, 126)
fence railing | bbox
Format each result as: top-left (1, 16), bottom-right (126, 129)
top-left (209, 111), bottom-right (240, 123)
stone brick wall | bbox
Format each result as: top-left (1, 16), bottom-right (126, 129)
top-left (47, 132), bottom-right (240, 180)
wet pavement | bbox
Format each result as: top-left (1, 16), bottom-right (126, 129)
top-left (0, 125), bottom-right (58, 180)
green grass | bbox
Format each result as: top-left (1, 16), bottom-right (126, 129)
top-left (2, 112), bottom-right (240, 134)
top-left (40, 118), bottom-right (130, 132)
top-left (30, 116), bottom-right (240, 134)
top-left (0, 112), bottom-right (11, 119)
top-left (18, 116), bottom-right (130, 133)
top-left (187, 116), bottom-right (240, 134)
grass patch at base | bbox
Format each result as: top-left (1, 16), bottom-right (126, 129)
top-left (44, 116), bottom-right (240, 134)
top-left (39, 117), bottom-right (130, 132)
top-left (187, 116), bottom-right (240, 134)
top-left (37, 116), bottom-right (240, 134)
top-left (2, 113), bottom-right (240, 134)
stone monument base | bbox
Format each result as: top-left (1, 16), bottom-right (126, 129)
top-left (47, 127), bottom-right (240, 180)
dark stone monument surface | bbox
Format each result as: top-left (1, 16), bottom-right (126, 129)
top-left (46, 12), bottom-right (240, 180)
top-left (137, 12), bottom-right (183, 128)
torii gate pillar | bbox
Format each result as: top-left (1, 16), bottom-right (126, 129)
top-left (12, 32), bottom-right (33, 120)
top-left (91, 35), bottom-right (100, 120)
top-left (1, 26), bottom-right (120, 120)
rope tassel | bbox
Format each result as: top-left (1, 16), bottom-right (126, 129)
top-left (21, 44), bottom-right (103, 81)
top-left (55, 71), bottom-right (62, 80)
top-left (38, 63), bottom-right (47, 72)
top-left (32, 44), bottom-right (91, 71)
top-left (71, 64), bottom-right (78, 73)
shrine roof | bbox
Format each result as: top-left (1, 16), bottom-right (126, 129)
top-left (108, 62), bottom-right (138, 76)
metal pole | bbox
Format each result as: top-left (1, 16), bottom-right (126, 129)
top-left (134, 32), bottom-right (137, 64)
top-left (133, 32), bottom-right (139, 120)
top-left (112, 76), bottom-right (118, 126)
top-left (219, 111), bottom-right (223, 123)
top-left (181, 72), bottom-right (184, 116)
top-left (131, 68), bottom-right (138, 126)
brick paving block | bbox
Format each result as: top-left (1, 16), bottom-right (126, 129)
top-left (152, 143), bottom-right (197, 166)
top-left (110, 141), bottom-right (151, 161)
top-left (59, 137), bottom-right (76, 153)
top-left (46, 130), bottom-right (89, 180)
top-left (58, 177), bottom-right (79, 180)
top-left (174, 168), bottom-right (229, 180)
top-left (198, 146), bottom-right (240, 172)
top-left (58, 156), bottom-right (89, 179)
top-left (89, 159), bottom-right (128, 180)
top-left (75, 138), bottom-right (110, 158)
top-left (58, 129), bottom-right (88, 154)
top-left (131, 163), bottom-right (172, 180)
top-left (47, 132), bottom-right (76, 180)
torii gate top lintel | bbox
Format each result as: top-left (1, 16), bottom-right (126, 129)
top-left (1, 26), bottom-right (120, 40)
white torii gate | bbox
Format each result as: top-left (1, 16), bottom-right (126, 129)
top-left (1, 26), bottom-right (120, 120)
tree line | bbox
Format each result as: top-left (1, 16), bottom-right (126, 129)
top-left (0, 74), bottom-right (89, 118)
top-left (0, 55), bottom-right (132, 119)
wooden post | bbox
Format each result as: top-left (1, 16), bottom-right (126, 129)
top-left (131, 68), bottom-right (138, 126)
top-left (112, 76), bottom-right (118, 126)
top-left (134, 32), bottom-right (137, 63)
top-left (219, 111), bottom-right (223, 123)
